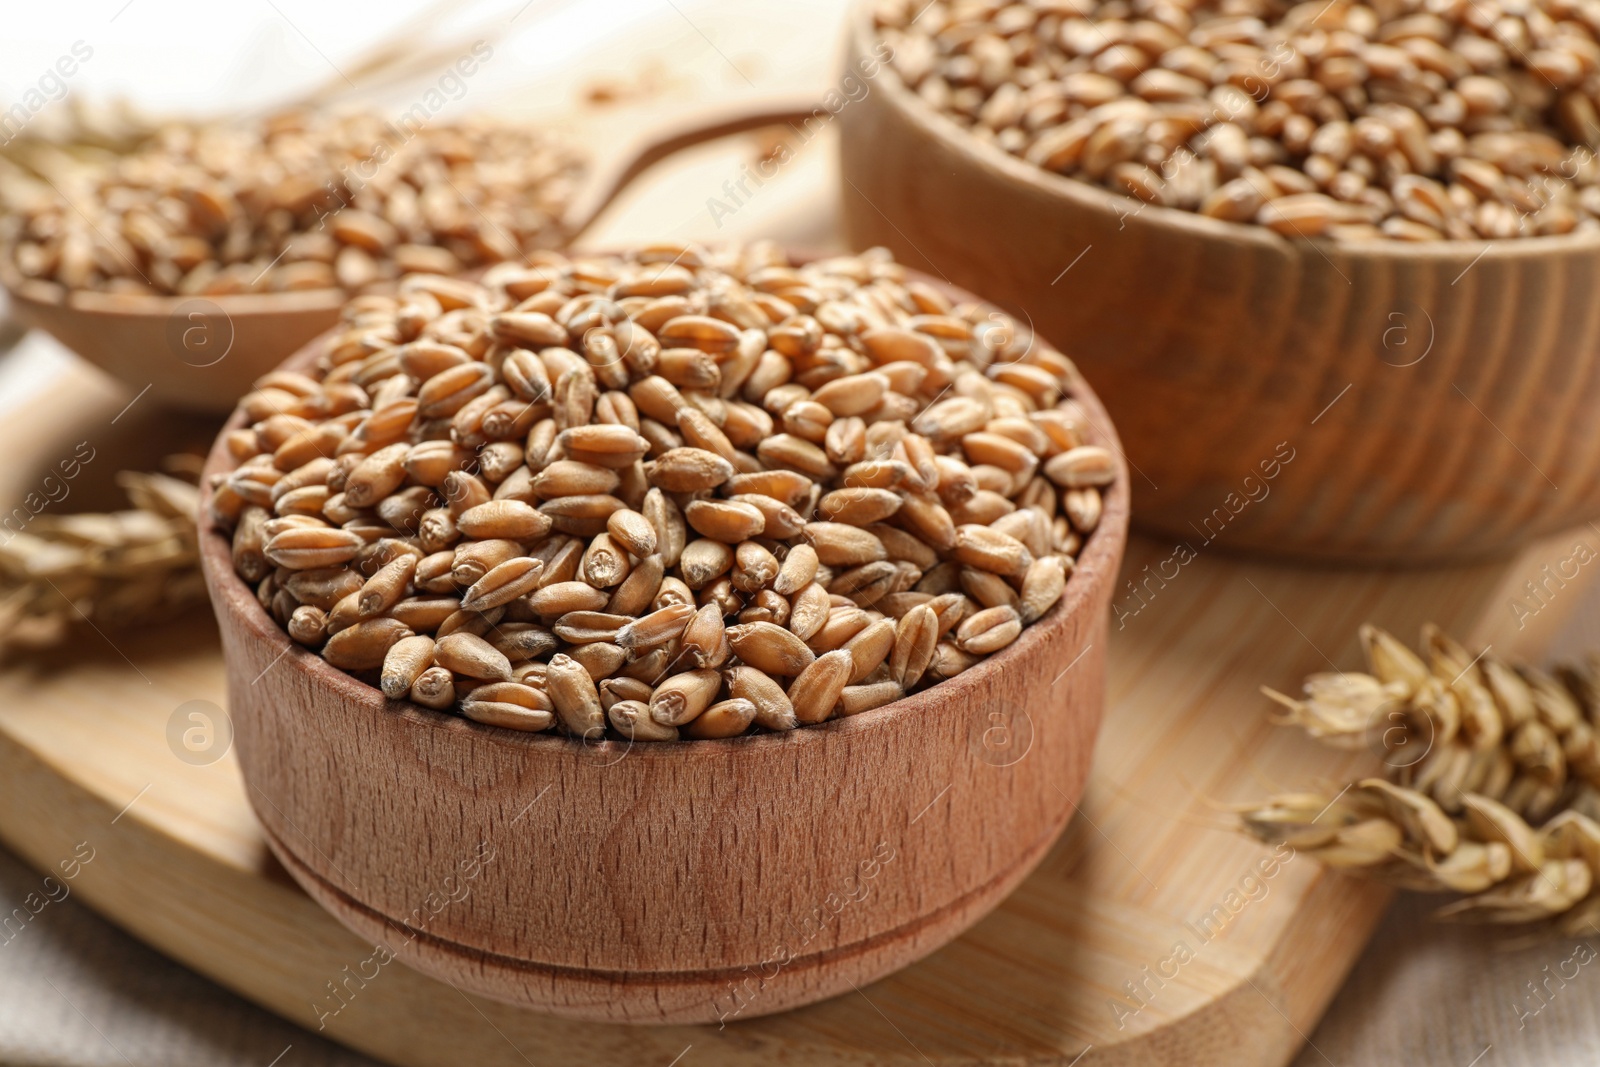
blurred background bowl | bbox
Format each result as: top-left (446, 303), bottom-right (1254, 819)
top-left (838, 4), bottom-right (1600, 564)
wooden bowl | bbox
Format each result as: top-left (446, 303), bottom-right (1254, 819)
top-left (837, 8), bottom-right (1600, 563)
top-left (196, 272), bottom-right (1130, 1025)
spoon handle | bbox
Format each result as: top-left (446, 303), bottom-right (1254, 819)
top-left (0, 292), bottom-right (24, 359)
top-left (562, 93), bottom-right (824, 242)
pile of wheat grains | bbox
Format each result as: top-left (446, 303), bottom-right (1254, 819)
top-left (0, 111), bottom-right (582, 298)
top-left (875, 0), bottom-right (1600, 240)
top-left (210, 243), bottom-right (1115, 741)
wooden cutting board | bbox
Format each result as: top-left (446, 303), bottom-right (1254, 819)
top-left (1, 346), bottom-right (1593, 1066)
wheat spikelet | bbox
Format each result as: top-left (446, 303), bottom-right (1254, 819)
top-left (0, 467), bottom-right (204, 650)
top-left (1243, 624), bottom-right (1600, 933)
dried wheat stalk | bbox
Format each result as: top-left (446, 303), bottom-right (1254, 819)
top-left (1242, 623), bottom-right (1600, 932)
top-left (0, 469), bottom-right (205, 650)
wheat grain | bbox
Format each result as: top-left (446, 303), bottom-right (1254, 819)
top-left (323, 617), bottom-right (412, 670)
top-left (545, 652), bottom-right (604, 738)
top-left (433, 631), bottom-right (511, 680)
top-left (607, 697), bottom-right (679, 741)
top-left (684, 697), bottom-right (758, 739)
top-left (840, 680), bottom-right (905, 716)
top-left (380, 634), bottom-right (436, 700)
top-left (648, 669), bottom-right (724, 727)
top-left (408, 665), bottom-right (456, 710)
top-left (460, 681), bottom-right (555, 732)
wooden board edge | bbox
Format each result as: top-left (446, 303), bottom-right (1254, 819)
top-left (0, 733), bottom-right (334, 1030)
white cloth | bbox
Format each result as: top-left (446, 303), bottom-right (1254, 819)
top-left (0, 846), bottom-right (377, 1067)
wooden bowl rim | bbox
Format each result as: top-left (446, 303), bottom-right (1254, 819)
top-left (848, 4), bottom-right (1600, 263)
top-left (199, 257), bottom-right (1130, 760)
top-left (0, 254), bottom-right (349, 320)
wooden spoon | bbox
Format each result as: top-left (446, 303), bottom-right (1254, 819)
top-left (1, 94), bottom-right (818, 413)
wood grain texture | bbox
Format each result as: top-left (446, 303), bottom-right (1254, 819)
top-left (2, 360), bottom-right (1596, 1064)
top-left (836, 8), bottom-right (1600, 564)
top-left (194, 268), bottom-right (1131, 1023)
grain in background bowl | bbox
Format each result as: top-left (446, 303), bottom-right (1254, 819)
top-left (839, 3), bottom-right (1600, 562)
